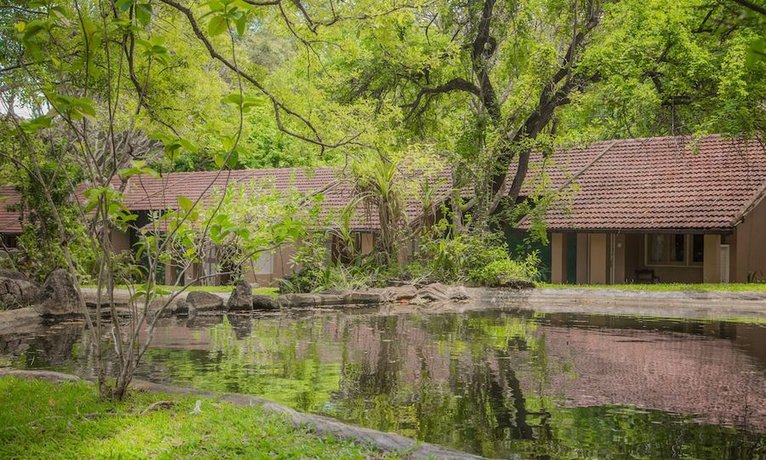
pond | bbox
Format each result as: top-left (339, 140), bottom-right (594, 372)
top-left (1, 307), bottom-right (765, 459)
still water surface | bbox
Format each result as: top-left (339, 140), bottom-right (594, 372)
top-left (2, 308), bottom-right (766, 458)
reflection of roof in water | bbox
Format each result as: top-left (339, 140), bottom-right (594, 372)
top-left (517, 323), bottom-right (766, 431)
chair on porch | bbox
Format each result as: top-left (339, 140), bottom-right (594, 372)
top-left (634, 269), bottom-right (660, 284)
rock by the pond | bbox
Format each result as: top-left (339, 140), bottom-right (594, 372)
top-left (278, 293), bottom-right (322, 308)
top-left (227, 280), bottom-right (253, 310)
top-left (36, 269), bottom-right (82, 316)
top-left (379, 284), bottom-right (418, 302)
top-left (0, 269), bottom-right (31, 282)
top-left (185, 291), bottom-right (224, 311)
top-left (344, 291), bottom-right (384, 305)
top-left (252, 294), bottom-right (279, 310)
top-left (277, 291), bottom-right (385, 308)
top-left (415, 283), bottom-right (470, 303)
top-left (0, 270), bottom-right (39, 310)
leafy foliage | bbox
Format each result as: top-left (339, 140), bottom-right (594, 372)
top-left (412, 227), bottom-right (541, 286)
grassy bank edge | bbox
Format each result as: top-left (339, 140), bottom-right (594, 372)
top-left (538, 282), bottom-right (766, 292)
top-left (0, 376), bottom-right (387, 459)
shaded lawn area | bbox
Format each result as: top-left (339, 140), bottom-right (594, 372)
top-left (539, 283), bottom-right (766, 292)
top-left (0, 377), bottom-right (384, 459)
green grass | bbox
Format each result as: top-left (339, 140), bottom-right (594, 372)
top-left (539, 283), bottom-right (766, 292)
top-left (0, 376), bottom-right (385, 459)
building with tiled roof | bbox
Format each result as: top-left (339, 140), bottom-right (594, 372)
top-left (519, 135), bottom-right (766, 284)
top-left (0, 166), bottom-right (441, 285)
top-left (3, 134), bottom-right (766, 285)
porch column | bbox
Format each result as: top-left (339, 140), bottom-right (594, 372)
top-left (164, 263), bottom-right (177, 286)
top-left (576, 233), bottom-right (589, 284)
top-left (703, 234), bottom-right (722, 283)
top-left (589, 233), bottom-right (608, 284)
top-left (551, 233), bottom-right (568, 284)
top-left (612, 234), bottom-right (626, 284)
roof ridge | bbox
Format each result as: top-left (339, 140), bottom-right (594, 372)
top-left (730, 180), bottom-right (766, 227)
top-left (555, 140), bottom-right (618, 193)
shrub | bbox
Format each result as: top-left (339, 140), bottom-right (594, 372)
top-left (412, 230), bottom-right (540, 286)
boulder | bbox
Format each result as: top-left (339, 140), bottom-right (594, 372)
top-left (278, 293), bottom-right (322, 308)
top-left (185, 291), bottom-right (224, 311)
top-left (415, 283), bottom-right (471, 303)
top-left (227, 280), bottom-right (253, 310)
top-left (36, 269), bottom-right (82, 316)
top-left (343, 291), bottom-right (384, 305)
top-left (252, 294), bottom-right (279, 310)
top-left (0, 269), bottom-right (31, 282)
top-left (0, 274), bottom-right (39, 310)
top-left (380, 285), bottom-right (418, 302)
top-left (416, 283), bottom-right (453, 302)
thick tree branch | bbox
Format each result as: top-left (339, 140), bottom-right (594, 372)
top-left (159, 0), bottom-right (351, 152)
top-left (731, 0), bottom-right (766, 16)
top-left (403, 77), bottom-right (481, 119)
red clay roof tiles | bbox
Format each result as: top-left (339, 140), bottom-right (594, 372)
top-left (0, 186), bottom-right (22, 234)
top-left (3, 135), bottom-right (766, 235)
top-left (522, 135), bottom-right (766, 231)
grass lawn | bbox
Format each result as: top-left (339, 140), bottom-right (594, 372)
top-left (539, 283), bottom-right (766, 292)
top-left (0, 377), bottom-right (385, 459)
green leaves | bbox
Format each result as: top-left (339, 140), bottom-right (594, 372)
top-left (150, 132), bottom-right (199, 161)
top-left (208, 16), bottom-right (229, 36)
top-left (116, 0), bottom-right (152, 26)
top-left (83, 186), bottom-right (137, 229)
top-left (137, 37), bottom-right (170, 64)
top-left (20, 115), bottom-right (53, 133)
top-left (49, 94), bottom-right (97, 121)
top-left (118, 160), bottom-right (159, 179)
top-left (205, 0), bottom-right (251, 37)
top-left (221, 93), bottom-right (261, 112)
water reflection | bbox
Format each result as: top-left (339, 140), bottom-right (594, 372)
top-left (3, 309), bottom-right (766, 458)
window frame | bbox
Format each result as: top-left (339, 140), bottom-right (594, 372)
top-left (644, 234), bottom-right (704, 267)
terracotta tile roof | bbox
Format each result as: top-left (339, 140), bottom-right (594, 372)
top-left (0, 186), bottom-right (22, 234)
top-left (519, 135), bottom-right (766, 231)
top-left (120, 167), bottom-right (401, 231)
top-left (5, 134), bottom-right (763, 235)
top-left (1, 166), bottom-right (446, 234)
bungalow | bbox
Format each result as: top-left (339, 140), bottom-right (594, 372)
top-left (0, 167), bottom-right (424, 286)
top-left (520, 135), bottom-right (766, 284)
top-left (3, 134), bottom-right (765, 286)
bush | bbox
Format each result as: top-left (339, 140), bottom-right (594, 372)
top-left (412, 231), bottom-right (540, 286)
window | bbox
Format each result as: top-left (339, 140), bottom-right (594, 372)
top-left (1, 234), bottom-right (17, 249)
top-left (645, 234), bottom-right (705, 266)
top-left (647, 234), bottom-right (685, 265)
top-left (253, 251), bottom-right (273, 274)
top-left (692, 234), bottom-right (704, 264)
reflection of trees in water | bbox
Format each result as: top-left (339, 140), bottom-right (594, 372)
top-left (0, 322), bottom-right (84, 369)
top-left (7, 311), bottom-right (764, 458)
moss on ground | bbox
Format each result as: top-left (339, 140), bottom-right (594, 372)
top-left (0, 376), bottom-right (385, 459)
